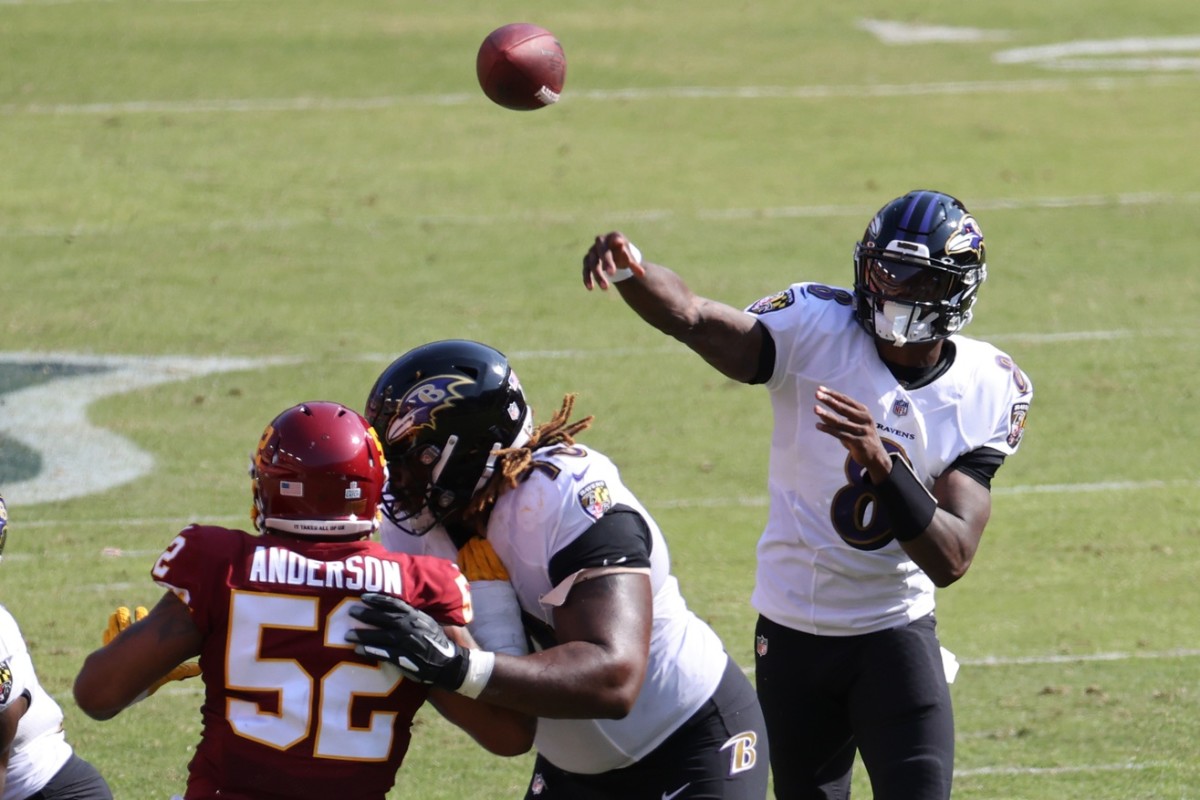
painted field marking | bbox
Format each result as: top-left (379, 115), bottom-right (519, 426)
top-left (5, 191), bottom-right (1200, 241)
top-left (0, 353), bottom-right (299, 505)
top-left (956, 761), bottom-right (1170, 778)
top-left (960, 649), bottom-right (1200, 667)
top-left (3, 73), bottom-right (1199, 119)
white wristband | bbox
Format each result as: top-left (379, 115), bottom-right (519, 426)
top-left (457, 649), bottom-right (495, 699)
top-left (610, 242), bottom-right (643, 282)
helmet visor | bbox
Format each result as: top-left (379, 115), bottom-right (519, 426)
top-left (863, 257), bottom-right (954, 305)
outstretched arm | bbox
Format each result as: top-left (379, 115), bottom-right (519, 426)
top-left (583, 231), bottom-right (766, 383)
top-left (74, 591), bottom-right (203, 720)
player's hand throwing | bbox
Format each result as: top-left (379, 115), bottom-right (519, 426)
top-left (347, 593), bottom-right (471, 692)
top-left (813, 386), bottom-right (892, 482)
top-left (583, 231), bottom-right (646, 291)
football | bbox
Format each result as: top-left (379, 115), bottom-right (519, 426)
top-left (476, 23), bottom-right (566, 111)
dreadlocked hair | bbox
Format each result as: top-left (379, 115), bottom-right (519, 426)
top-left (462, 393), bottom-right (594, 524)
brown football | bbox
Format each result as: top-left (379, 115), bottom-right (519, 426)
top-left (476, 23), bottom-right (566, 111)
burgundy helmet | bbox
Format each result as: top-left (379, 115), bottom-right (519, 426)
top-left (251, 402), bottom-right (387, 537)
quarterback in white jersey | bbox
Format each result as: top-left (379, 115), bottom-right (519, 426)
top-left (353, 339), bottom-right (770, 800)
top-left (0, 497), bottom-right (111, 800)
top-left (582, 189), bottom-right (1032, 800)
top-left (749, 281), bottom-right (1030, 636)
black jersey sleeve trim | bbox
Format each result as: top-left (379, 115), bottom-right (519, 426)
top-left (748, 323), bottom-right (776, 386)
top-left (948, 446), bottom-right (1006, 489)
top-left (547, 505), bottom-right (652, 587)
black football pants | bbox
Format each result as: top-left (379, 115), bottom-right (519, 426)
top-left (523, 654), bottom-right (770, 799)
top-left (754, 613), bottom-right (953, 800)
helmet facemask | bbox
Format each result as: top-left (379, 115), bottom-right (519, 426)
top-left (366, 340), bottom-right (534, 537)
top-left (381, 408), bottom-right (533, 536)
top-left (853, 190), bottom-right (987, 345)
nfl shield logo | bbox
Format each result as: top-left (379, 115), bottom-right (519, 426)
top-left (755, 634), bottom-right (768, 657)
top-left (892, 399), bottom-right (910, 417)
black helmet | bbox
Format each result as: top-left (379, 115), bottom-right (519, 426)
top-left (365, 340), bottom-right (532, 535)
top-left (853, 190), bottom-right (987, 344)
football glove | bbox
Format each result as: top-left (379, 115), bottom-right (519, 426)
top-left (103, 605), bottom-right (148, 646)
top-left (347, 593), bottom-right (471, 692)
top-left (104, 606), bottom-right (201, 697)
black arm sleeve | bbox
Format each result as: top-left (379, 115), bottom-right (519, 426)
top-left (547, 505), bottom-right (652, 587)
top-left (748, 323), bottom-right (777, 385)
top-left (948, 446), bottom-right (1007, 489)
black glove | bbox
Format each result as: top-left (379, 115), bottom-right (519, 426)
top-left (347, 592), bottom-right (471, 692)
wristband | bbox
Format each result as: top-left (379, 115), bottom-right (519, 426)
top-left (456, 649), bottom-right (495, 699)
top-left (610, 242), bottom-right (642, 282)
top-left (871, 454), bottom-right (937, 542)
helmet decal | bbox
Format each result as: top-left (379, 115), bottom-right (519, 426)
top-left (944, 215), bottom-right (984, 259)
top-left (365, 340), bottom-right (533, 536)
top-left (384, 374), bottom-right (475, 446)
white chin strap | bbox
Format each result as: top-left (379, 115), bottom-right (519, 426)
top-left (473, 406), bottom-right (534, 495)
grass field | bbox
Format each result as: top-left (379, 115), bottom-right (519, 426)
top-left (3, 1), bottom-right (1200, 798)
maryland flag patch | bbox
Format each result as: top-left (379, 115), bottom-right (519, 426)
top-left (577, 480), bottom-right (613, 520)
top-left (0, 660), bottom-right (13, 705)
top-left (746, 288), bottom-right (795, 315)
top-left (1007, 402), bottom-right (1029, 448)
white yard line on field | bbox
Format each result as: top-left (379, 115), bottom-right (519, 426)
top-left (960, 649), bottom-right (1200, 666)
top-left (955, 761), bottom-right (1170, 777)
top-left (2, 74), bottom-right (1199, 117)
top-left (9, 474), bottom-right (1200, 535)
top-left (5, 191), bottom-right (1200, 241)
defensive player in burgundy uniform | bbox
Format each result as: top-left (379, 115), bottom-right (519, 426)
top-left (0, 496), bottom-right (112, 800)
top-left (581, 190), bottom-right (1033, 800)
top-left (347, 340), bottom-right (769, 800)
top-left (73, 402), bottom-right (532, 800)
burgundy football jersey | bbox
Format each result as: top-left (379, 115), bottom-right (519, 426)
top-left (151, 525), bottom-right (471, 800)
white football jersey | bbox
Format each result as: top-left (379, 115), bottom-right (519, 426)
top-left (746, 283), bottom-right (1033, 636)
top-left (0, 605), bottom-right (73, 800)
top-left (381, 444), bottom-right (728, 774)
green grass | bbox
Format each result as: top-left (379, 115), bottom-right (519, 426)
top-left (3, 0), bottom-right (1200, 797)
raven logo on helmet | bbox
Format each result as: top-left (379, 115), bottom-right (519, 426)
top-left (384, 375), bottom-right (474, 446)
top-left (944, 215), bottom-right (984, 260)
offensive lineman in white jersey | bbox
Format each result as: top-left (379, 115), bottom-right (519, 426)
top-left (345, 339), bottom-right (769, 800)
top-left (581, 190), bottom-right (1033, 800)
top-left (0, 497), bottom-right (112, 800)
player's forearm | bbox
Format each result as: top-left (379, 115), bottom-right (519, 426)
top-left (615, 260), bottom-right (706, 337)
top-left (900, 514), bottom-right (979, 587)
top-left (618, 263), bottom-right (762, 382)
top-left (429, 689), bottom-right (535, 756)
top-left (73, 649), bottom-right (146, 720)
top-left (478, 643), bottom-right (645, 719)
